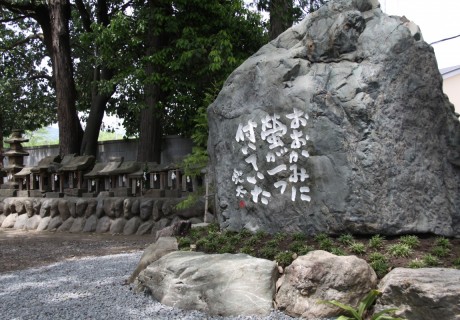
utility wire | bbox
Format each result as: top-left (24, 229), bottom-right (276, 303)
top-left (430, 34), bottom-right (460, 45)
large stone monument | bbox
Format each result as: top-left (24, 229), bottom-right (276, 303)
top-left (208, 0), bottom-right (460, 236)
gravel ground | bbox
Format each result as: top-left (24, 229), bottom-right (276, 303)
top-left (0, 252), bottom-right (296, 320)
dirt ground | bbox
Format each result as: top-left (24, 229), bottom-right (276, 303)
top-left (0, 229), bottom-right (155, 274)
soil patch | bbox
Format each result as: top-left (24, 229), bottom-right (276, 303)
top-left (0, 229), bottom-right (154, 273)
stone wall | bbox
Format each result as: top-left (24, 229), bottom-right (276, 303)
top-left (0, 196), bottom-right (206, 236)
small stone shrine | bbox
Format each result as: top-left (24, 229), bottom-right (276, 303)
top-left (207, 0), bottom-right (460, 236)
top-left (0, 130), bottom-right (29, 197)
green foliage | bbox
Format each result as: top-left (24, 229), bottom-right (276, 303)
top-left (317, 236), bottom-right (334, 251)
top-left (422, 254), bottom-right (439, 266)
top-left (178, 237), bottom-right (192, 249)
top-left (434, 237), bottom-right (451, 249)
top-left (349, 242), bottom-right (366, 255)
top-left (314, 232), bottom-right (329, 242)
top-left (275, 251), bottom-right (295, 267)
top-left (399, 235), bottom-right (420, 249)
top-left (431, 246), bottom-right (450, 258)
top-left (388, 244), bottom-right (413, 258)
top-left (331, 247), bottom-right (346, 256)
top-left (408, 259), bottom-right (425, 269)
top-left (338, 233), bottom-right (354, 245)
top-left (369, 235), bottom-right (386, 249)
top-left (323, 290), bottom-right (404, 320)
top-left (453, 257), bottom-right (460, 269)
top-left (260, 246), bottom-right (277, 260)
top-left (368, 252), bottom-right (389, 278)
top-left (292, 232), bottom-right (307, 241)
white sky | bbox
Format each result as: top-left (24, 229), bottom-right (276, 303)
top-left (381, 0), bottom-right (460, 69)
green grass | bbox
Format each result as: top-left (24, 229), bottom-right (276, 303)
top-left (388, 243), bottom-right (413, 257)
top-left (422, 254), bottom-right (439, 266)
top-left (349, 242), bottom-right (366, 255)
top-left (399, 235), bottom-right (420, 249)
top-left (369, 234), bottom-right (385, 249)
top-left (338, 233), bottom-right (354, 245)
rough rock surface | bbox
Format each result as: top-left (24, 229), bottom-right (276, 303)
top-left (123, 216), bottom-right (142, 235)
top-left (376, 268), bottom-right (460, 320)
top-left (2, 213), bottom-right (17, 228)
top-left (82, 215), bottom-right (98, 232)
top-left (110, 218), bottom-right (127, 234)
top-left (275, 250), bottom-right (377, 319)
top-left (47, 216), bottom-right (63, 230)
top-left (69, 217), bottom-right (86, 233)
top-left (137, 251), bottom-right (277, 317)
top-left (128, 237), bottom-right (178, 283)
top-left (36, 216), bottom-right (51, 231)
top-left (207, 0), bottom-right (460, 235)
top-left (25, 215), bottom-right (41, 230)
top-left (96, 216), bottom-right (111, 233)
top-left (13, 213), bottom-right (28, 229)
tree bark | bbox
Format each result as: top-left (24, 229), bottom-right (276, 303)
top-left (137, 0), bottom-right (167, 163)
top-left (269, 0), bottom-right (293, 40)
top-left (49, 0), bottom-right (83, 155)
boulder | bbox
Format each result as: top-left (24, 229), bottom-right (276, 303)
top-left (150, 218), bottom-right (170, 236)
top-left (136, 221), bottom-right (154, 235)
top-left (110, 218), bottom-right (127, 234)
top-left (57, 217), bottom-right (75, 232)
top-left (84, 199), bottom-right (97, 218)
top-left (139, 199), bottom-right (154, 221)
top-left (151, 199), bottom-right (163, 221)
top-left (96, 216), bottom-right (111, 233)
top-left (58, 200), bottom-right (71, 221)
top-left (36, 216), bottom-right (51, 231)
top-left (275, 250), bottom-right (377, 319)
top-left (207, 0), bottom-right (460, 235)
top-left (82, 215), bottom-right (98, 233)
top-left (25, 215), bottom-right (41, 230)
top-left (95, 198), bottom-right (105, 218)
top-left (13, 213), bottom-right (28, 229)
top-left (49, 199), bottom-right (60, 218)
top-left (128, 237), bottom-right (178, 283)
top-left (376, 268), bottom-right (460, 320)
top-left (75, 199), bottom-right (88, 217)
top-left (40, 199), bottom-right (52, 217)
top-left (123, 216), bottom-right (142, 235)
top-left (154, 220), bottom-right (191, 241)
top-left (13, 199), bottom-right (26, 215)
top-left (0, 214), bottom-right (6, 226)
top-left (69, 217), bottom-right (86, 233)
top-left (137, 251), bottom-right (277, 316)
top-left (47, 216), bottom-right (63, 230)
top-left (1, 213), bottom-right (18, 228)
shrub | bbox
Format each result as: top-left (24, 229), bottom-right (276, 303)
top-left (289, 241), bottom-right (307, 253)
top-left (292, 232), bottom-right (307, 241)
top-left (408, 259), bottom-right (425, 269)
top-left (296, 245), bottom-right (312, 256)
top-left (399, 235), bottom-right (420, 249)
top-left (370, 259), bottom-right (390, 279)
top-left (239, 246), bottom-right (254, 255)
top-left (338, 233), bottom-right (354, 245)
top-left (422, 254), bottom-right (439, 266)
top-left (315, 233), bottom-right (329, 242)
top-left (254, 229), bottom-right (267, 240)
top-left (453, 257), bottom-right (460, 269)
top-left (434, 237), bottom-right (451, 249)
top-left (217, 244), bottom-right (235, 254)
top-left (323, 290), bottom-right (403, 320)
top-left (275, 251), bottom-right (295, 267)
top-left (369, 235), bottom-right (385, 249)
top-left (260, 246), bottom-right (277, 260)
top-left (178, 237), bottom-right (192, 249)
top-left (266, 239), bottom-right (281, 248)
top-left (331, 247), bottom-right (346, 256)
top-left (431, 246), bottom-right (450, 258)
top-left (369, 252), bottom-right (387, 263)
top-left (318, 237), bottom-right (334, 251)
top-left (274, 232), bottom-right (286, 242)
top-left (388, 244), bottom-right (413, 257)
top-left (349, 242), bottom-right (366, 255)
top-left (245, 236), bottom-right (259, 246)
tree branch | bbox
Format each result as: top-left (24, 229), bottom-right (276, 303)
top-left (28, 72), bottom-right (53, 83)
top-left (0, 34), bottom-right (44, 51)
top-left (74, 0), bottom-right (92, 32)
top-left (0, 14), bottom-right (29, 23)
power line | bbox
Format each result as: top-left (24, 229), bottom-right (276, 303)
top-left (430, 34), bottom-right (460, 45)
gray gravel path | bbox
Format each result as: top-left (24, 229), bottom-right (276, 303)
top-left (0, 252), bottom-right (295, 320)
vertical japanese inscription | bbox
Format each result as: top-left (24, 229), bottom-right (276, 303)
top-left (233, 108), bottom-right (311, 205)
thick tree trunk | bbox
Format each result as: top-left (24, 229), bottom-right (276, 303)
top-left (49, 0), bottom-right (83, 155)
top-left (137, 0), bottom-right (167, 163)
top-left (269, 0), bottom-right (293, 40)
top-left (80, 67), bottom-right (114, 156)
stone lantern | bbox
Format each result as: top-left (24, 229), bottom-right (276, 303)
top-left (0, 129), bottom-right (29, 196)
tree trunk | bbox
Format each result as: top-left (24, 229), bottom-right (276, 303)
top-left (137, 0), bottom-right (167, 163)
top-left (80, 67), bottom-right (114, 156)
top-left (49, 0), bottom-right (83, 155)
top-left (269, 0), bottom-right (293, 40)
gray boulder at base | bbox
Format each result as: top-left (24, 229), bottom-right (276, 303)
top-left (69, 217), bottom-right (86, 233)
top-left (47, 216), bottom-right (63, 230)
top-left (128, 236), bottom-right (178, 283)
top-left (36, 216), bottom-right (51, 231)
top-left (0, 214), bottom-right (6, 226)
top-left (96, 216), bottom-right (111, 233)
top-left (25, 215), bottom-right (41, 230)
top-left (82, 215), bottom-right (98, 232)
top-left (376, 268), bottom-right (460, 320)
top-left (275, 250), bottom-right (377, 319)
top-left (123, 216), bottom-right (142, 235)
top-left (13, 213), bottom-right (28, 229)
top-left (207, 0), bottom-right (460, 235)
top-left (57, 217), bottom-right (74, 232)
top-left (1, 213), bottom-right (18, 228)
top-left (137, 251), bottom-right (277, 317)
top-left (110, 218), bottom-right (127, 234)
top-left (136, 220), bottom-right (154, 235)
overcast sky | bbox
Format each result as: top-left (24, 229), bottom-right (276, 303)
top-left (381, 0), bottom-right (460, 69)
